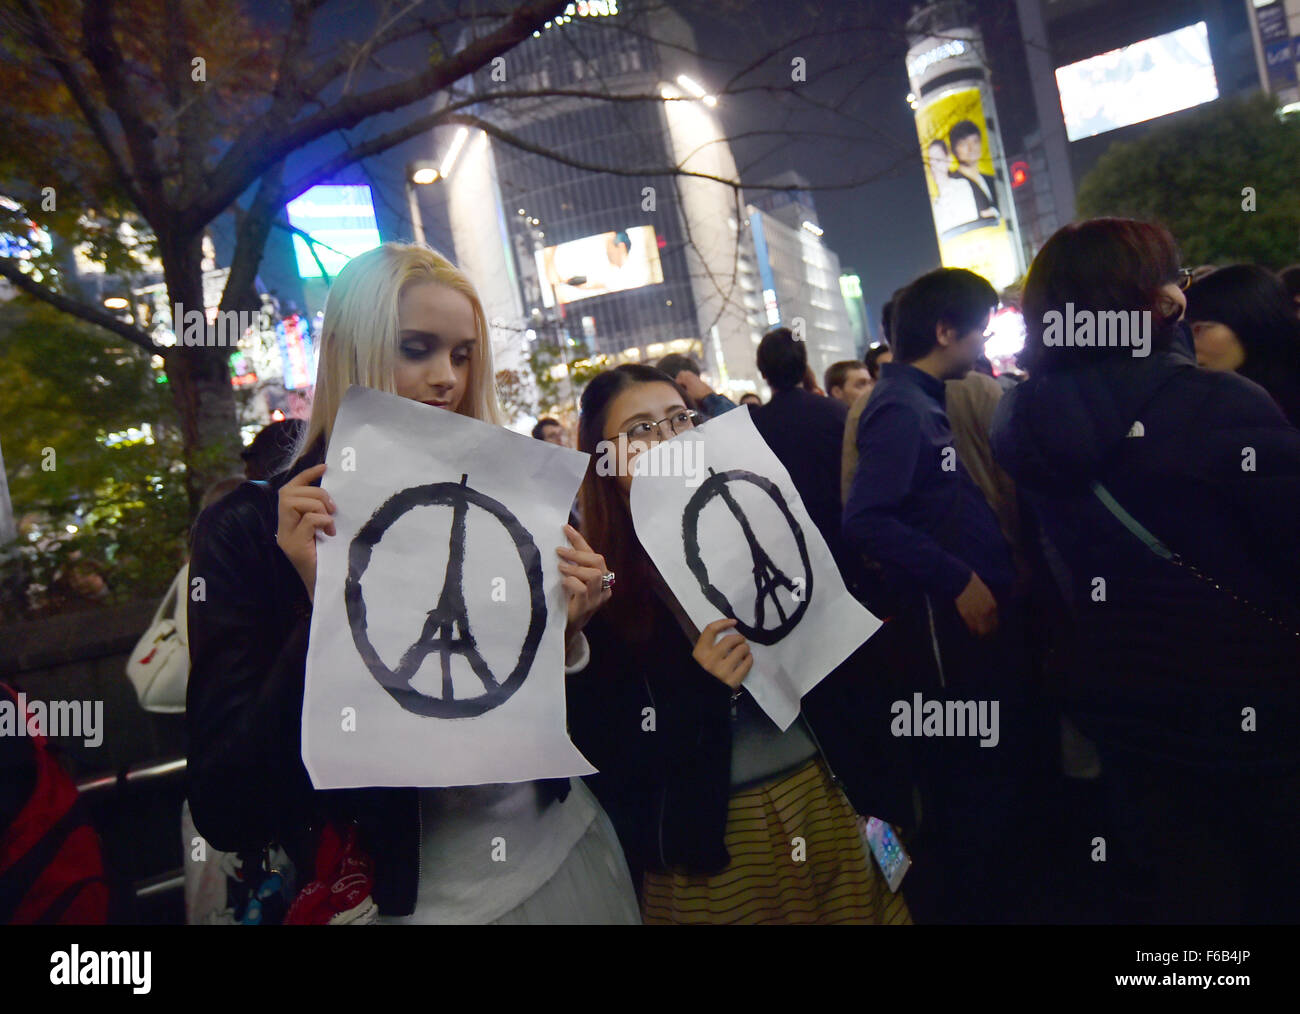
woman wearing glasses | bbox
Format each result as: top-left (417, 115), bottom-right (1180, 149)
top-left (990, 218), bottom-right (1300, 923)
top-left (564, 364), bottom-right (911, 925)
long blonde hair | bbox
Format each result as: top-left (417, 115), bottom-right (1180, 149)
top-left (292, 242), bottom-right (501, 464)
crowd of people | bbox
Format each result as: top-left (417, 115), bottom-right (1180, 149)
top-left (186, 219), bottom-right (1298, 925)
top-left (10, 217), bottom-right (1295, 926)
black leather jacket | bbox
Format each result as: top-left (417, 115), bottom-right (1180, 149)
top-left (567, 595), bottom-right (916, 886)
top-left (185, 445), bottom-right (568, 916)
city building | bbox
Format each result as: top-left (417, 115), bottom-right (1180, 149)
top-left (435, 1), bottom-right (761, 408)
top-left (1245, 0), bottom-right (1300, 108)
top-left (745, 172), bottom-right (857, 385)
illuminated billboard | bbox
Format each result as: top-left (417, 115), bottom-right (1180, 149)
top-left (915, 86), bottom-right (1019, 291)
top-left (285, 185), bottom-right (382, 278)
top-left (535, 225), bottom-right (664, 307)
top-left (1055, 22), bottom-right (1219, 142)
top-left (277, 313), bottom-right (316, 390)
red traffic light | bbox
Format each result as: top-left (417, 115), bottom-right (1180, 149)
top-left (1011, 161), bottom-right (1029, 189)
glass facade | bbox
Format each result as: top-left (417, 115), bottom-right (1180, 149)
top-left (459, 7), bottom-right (710, 363)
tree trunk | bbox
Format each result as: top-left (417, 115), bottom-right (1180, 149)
top-left (160, 232), bottom-right (242, 517)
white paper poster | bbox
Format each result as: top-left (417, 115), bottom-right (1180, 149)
top-left (629, 408), bottom-right (882, 729)
top-left (302, 385), bottom-right (596, 788)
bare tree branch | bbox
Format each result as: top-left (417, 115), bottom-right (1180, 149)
top-left (192, 0), bottom-right (570, 230)
top-left (0, 261), bottom-right (158, 354)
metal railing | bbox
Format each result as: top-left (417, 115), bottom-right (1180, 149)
top-left (77, 756), bottom-right (187, 795)
top-left (77, 755), bottom-right (187, 908)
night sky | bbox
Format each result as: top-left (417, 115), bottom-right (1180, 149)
top-left (683, 0), bottom-right (1037, 338)
top-left (245, 0), bottom-right (1037, 343)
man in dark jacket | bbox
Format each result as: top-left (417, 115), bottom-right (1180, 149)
top-left (843, 268), bottom-right (1028, 923)
top-left (749, 327), bottom-right (857, 585)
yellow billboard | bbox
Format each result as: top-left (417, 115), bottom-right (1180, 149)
top-left (915, 86), bottom-right (1019, 289)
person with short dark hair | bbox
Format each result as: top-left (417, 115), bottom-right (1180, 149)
top-left (755, 327), bottom-right (807, 391)
top-left (241, 419), bottom-right (306, 481)
top-left (864, 343), bottom-right (892, 381)
top-left (655, 353), bottom-right (735, 419)
top-left (844, 266), bottom-right (1025, 923)
top-left (1184, 264), bottom-right (1300, 427)
top-left (824, 360), bottom-right (871, 407)
top-left (992, 218), bottom-right (1300, 923)
top-left (947, 120), bottom-right (998, 220)
top-left (751, 328), bottom-right (855, 583)
top-left (531, 417), bottom-right (567, 446)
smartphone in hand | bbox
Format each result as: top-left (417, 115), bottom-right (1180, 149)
top-left (857, 815), bottom-right (911, 893)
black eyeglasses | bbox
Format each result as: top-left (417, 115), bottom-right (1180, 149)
top-left (1175, 267), bottom-right (1194, 291)
top-left (623, 410), bottom-right (699, 444)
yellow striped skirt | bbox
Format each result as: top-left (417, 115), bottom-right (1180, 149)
top-left (641, 758), bottom-right (912, 925)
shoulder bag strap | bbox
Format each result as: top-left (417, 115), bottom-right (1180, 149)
top-left (1091, 480), bottom-right (1299, 640)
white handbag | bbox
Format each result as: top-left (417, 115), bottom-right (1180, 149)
top-left (125, 563), bottom-right (190, 713)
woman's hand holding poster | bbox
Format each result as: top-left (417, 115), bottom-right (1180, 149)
top-left (302, 386), bottom-right (596, 788)
top-left (629, 408), bottom-right (882, 729)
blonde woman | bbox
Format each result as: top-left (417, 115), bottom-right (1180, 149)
top-left (186, 243), bottom-right (640, 924)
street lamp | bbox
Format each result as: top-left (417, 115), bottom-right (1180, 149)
top-left (405, 160), bottom-right (439, 244)
top-left (405, 127), bottom-right (472, 244)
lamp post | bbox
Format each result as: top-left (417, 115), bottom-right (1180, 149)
top-left (405, 127), bottom-right (472, 245)
top-left (405, 160), bottom-right (439, 245)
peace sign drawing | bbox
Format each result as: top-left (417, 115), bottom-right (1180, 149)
top-left (344, 474), bottom-right (546, 719)
top-left (682, 467), bottom-right (812, 645)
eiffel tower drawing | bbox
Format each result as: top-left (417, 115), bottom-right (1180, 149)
top-left (682, 467), bottom-right (813, 646)
top-left (392, 475), bottom-right (498, 702)
top-left (346, 472), bottom-right (548, 718)
top-left (707, 468), bottom-right (800, 629)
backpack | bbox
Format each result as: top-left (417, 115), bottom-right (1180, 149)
top-left (0, 684), bottom-right (109, 924)
top-left (126, 563), bottom-right (190, 713)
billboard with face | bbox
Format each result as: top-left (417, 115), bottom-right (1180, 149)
top-left (914, 86), bottom-right (1019, 290)
top-left (534, 225), bottom-right (664, 307)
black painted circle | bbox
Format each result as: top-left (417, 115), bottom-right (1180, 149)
top-left (681, 469), bottom-right (812, 646)
top-left (344, 481), bottom-right (546, 718)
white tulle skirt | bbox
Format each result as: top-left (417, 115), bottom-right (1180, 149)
top-left (490, 799), bottom-right (641, 925)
